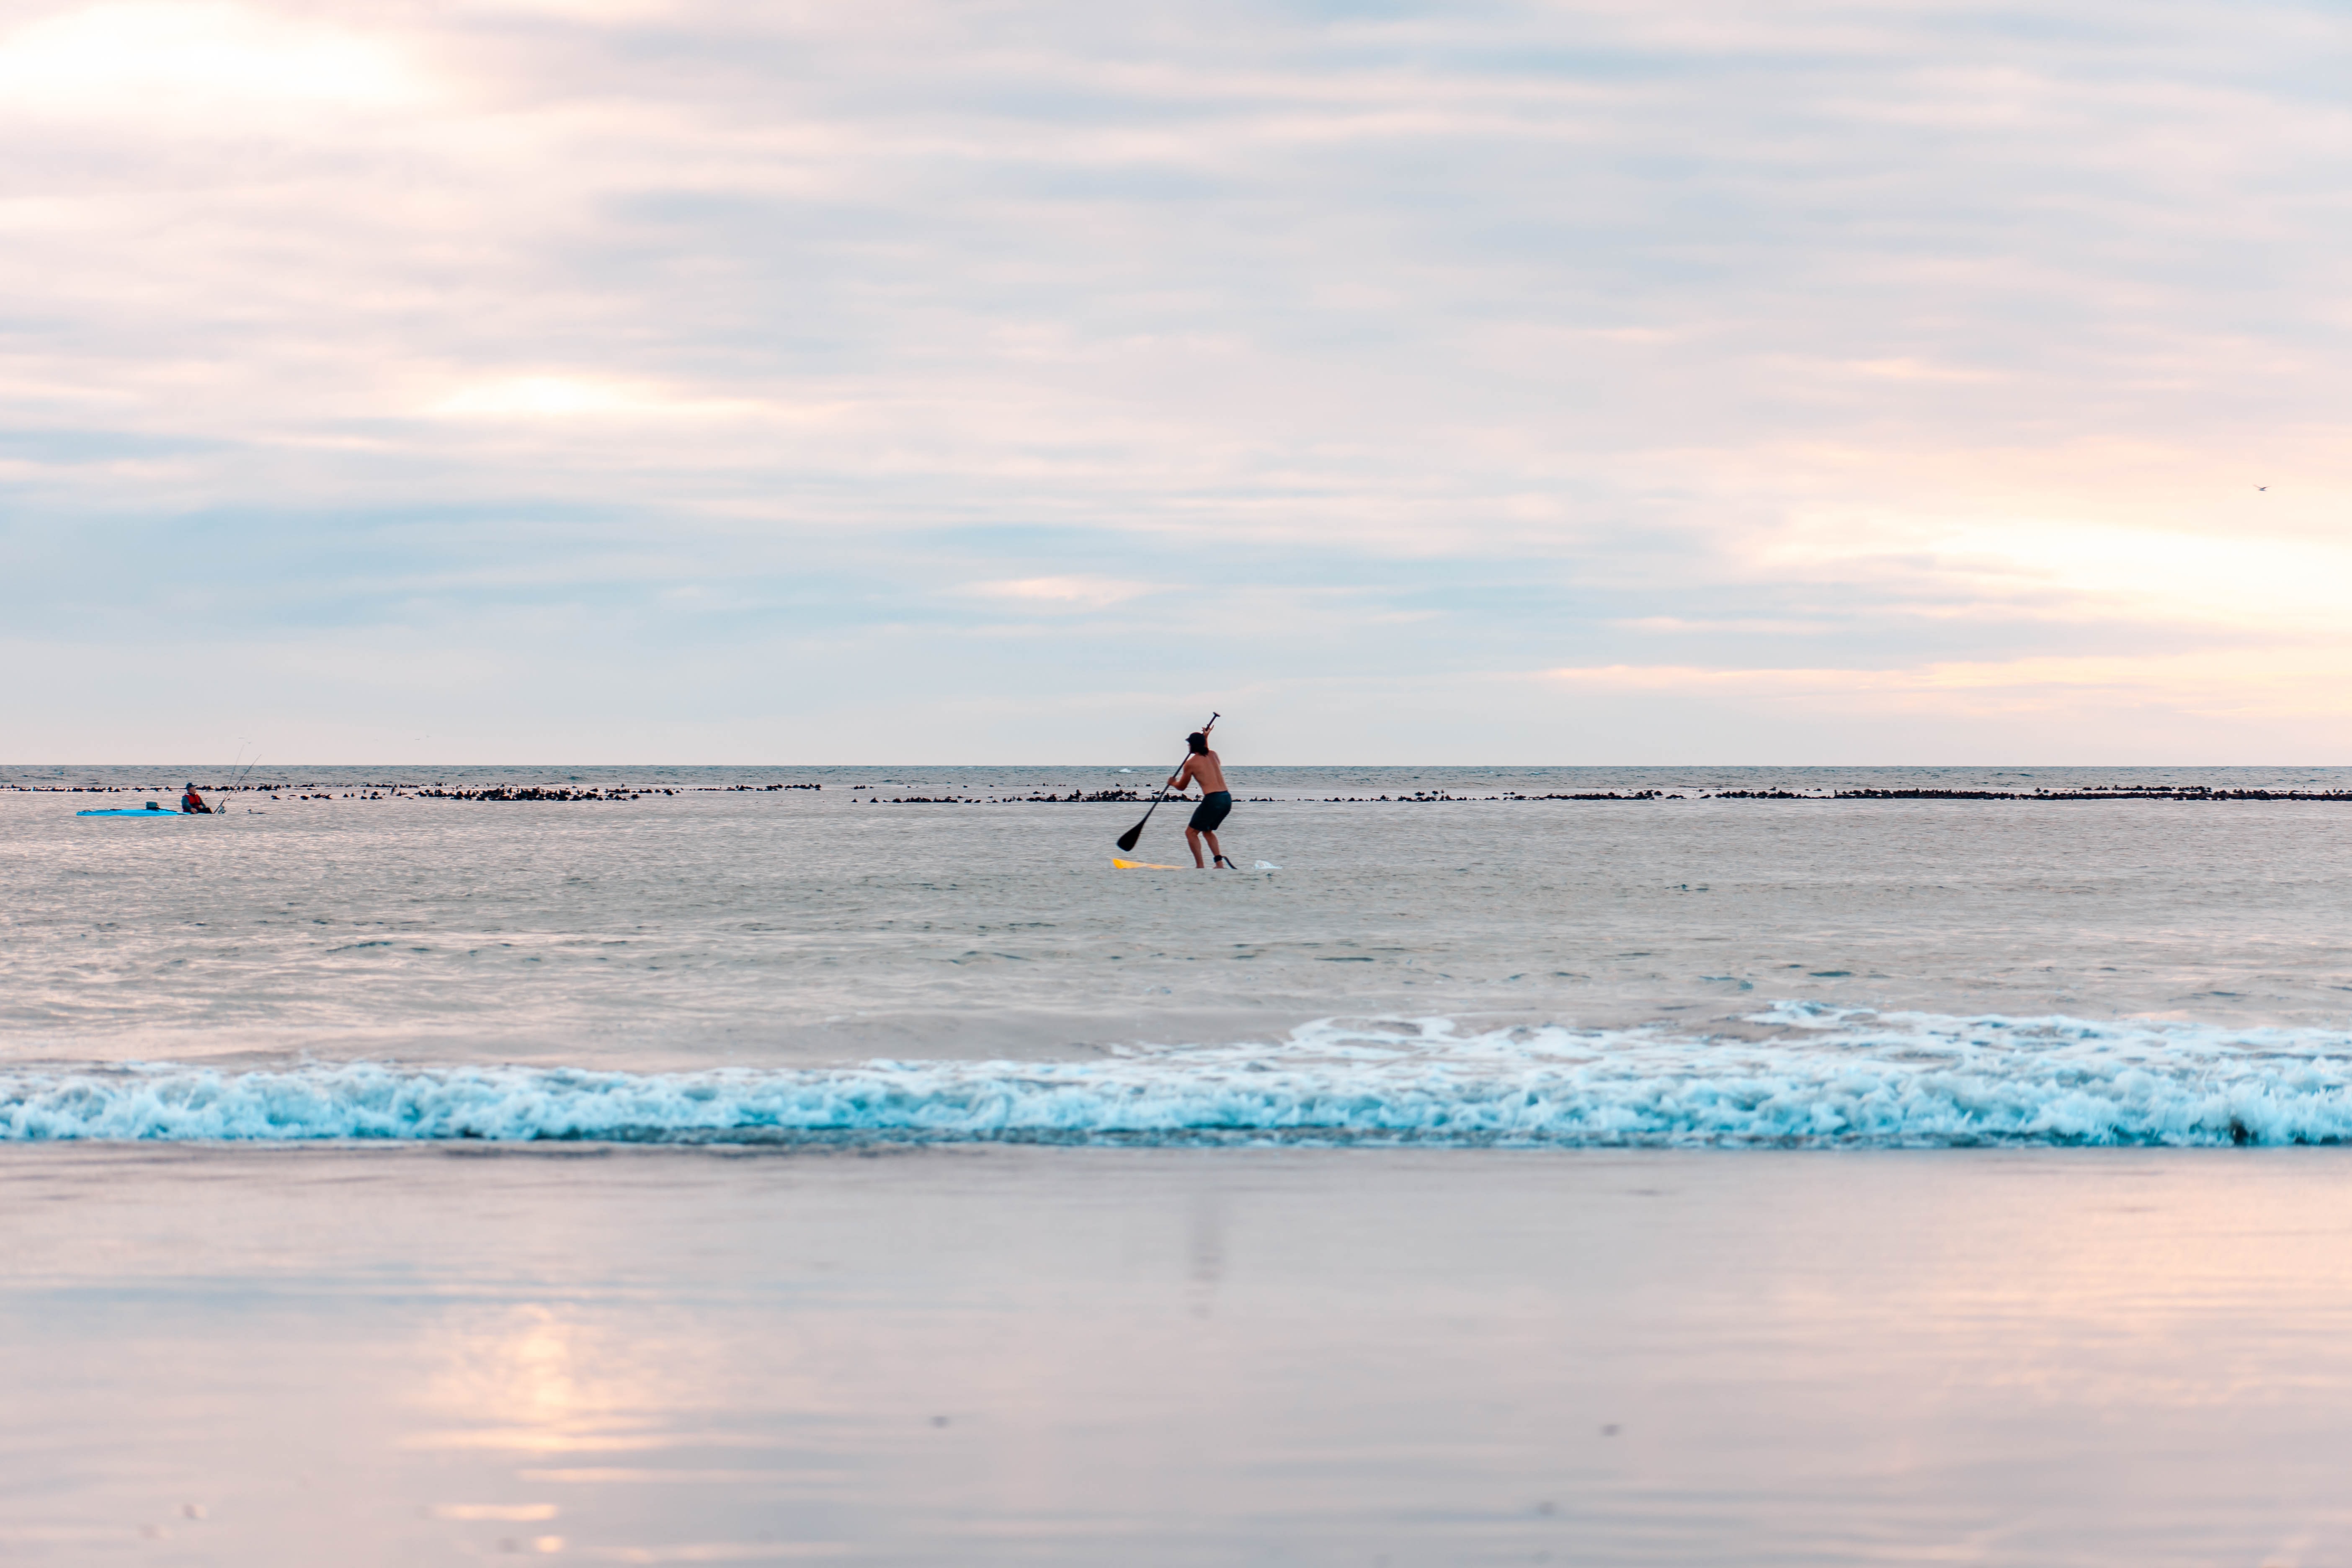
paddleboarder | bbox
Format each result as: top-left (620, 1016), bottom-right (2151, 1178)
top-left (1168, 725), bottom-right (1235, 869)
top-left (181, 782), bottom-right (211, 815)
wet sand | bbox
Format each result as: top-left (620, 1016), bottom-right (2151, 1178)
top-left (4, 1146), bottom-right (2350, 1565)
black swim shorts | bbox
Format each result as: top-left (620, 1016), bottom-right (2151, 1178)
top-left (1189, 790), bottom-right (1233, 832)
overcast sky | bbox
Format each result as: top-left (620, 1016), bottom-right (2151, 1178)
top-left (5, 0), bottom-right (2348, 763)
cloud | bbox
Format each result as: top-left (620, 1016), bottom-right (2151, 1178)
top-left (3, 0), bottom-right (2349, 759)
top-left (424, 376), bottom-right (813, 422)
top-left (0, 3), bottom-right (420, 115)
top-left (1543, 650), bottom-right (2352, 719)
top-left (960, 576), bottom-right (1161, 610)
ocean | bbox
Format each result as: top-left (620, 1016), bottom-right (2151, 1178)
top-left (7, 764), bottom-right (2352, 1146)
top-left (7, 765), bottom-right (2352, 1565)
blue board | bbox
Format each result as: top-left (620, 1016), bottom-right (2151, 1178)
top-left (76, 807), bottom-right (193, 818)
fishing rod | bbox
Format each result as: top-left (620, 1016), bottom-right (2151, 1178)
top-left (1116, 712), bottom-right (1217, 853)
top-left (217, 741), bottom-right (262, 813)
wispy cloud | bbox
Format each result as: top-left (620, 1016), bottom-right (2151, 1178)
top-left (3, 0), bottom-right (2347, 759)
top-left (960, 576), bottom-right (1162, 610)
top-left (0, 3), bottom-right (422, 113)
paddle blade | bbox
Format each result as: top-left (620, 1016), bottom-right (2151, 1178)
top-left (1115, 820), bottom-right (1145, 851)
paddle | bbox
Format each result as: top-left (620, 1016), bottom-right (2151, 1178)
top-left (1116, 712), bottom-right (1217, 853)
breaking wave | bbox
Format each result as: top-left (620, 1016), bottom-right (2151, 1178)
top-left (9, 1006), bottom-right (2352, 1147)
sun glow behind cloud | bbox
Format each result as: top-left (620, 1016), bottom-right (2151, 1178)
top-left (0, 3), bottom-right (418, 111)
top-left (1, 0), bottom-right (2347, 760)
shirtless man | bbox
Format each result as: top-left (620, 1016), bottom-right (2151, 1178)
top-left (1168, 724), bottom-right (1235, 869)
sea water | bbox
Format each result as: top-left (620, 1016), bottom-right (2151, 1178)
top-left (11, 765), bottom-right (2352, 1566)
top-left (8, 764), bottom-right (2352, 1147)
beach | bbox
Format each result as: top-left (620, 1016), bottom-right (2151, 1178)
top-left (9, 766), bottom-right (2352, 1563)
top-left (7, 1143), bottom-right (2351, 1565)
top-left (13, 0), bottom-right (2342, 1553)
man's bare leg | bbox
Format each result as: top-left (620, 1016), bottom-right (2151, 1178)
top-left (1185, 826), bottom-right (1207, 867)
top-left (1204, 829), bottom-right (1230, 868)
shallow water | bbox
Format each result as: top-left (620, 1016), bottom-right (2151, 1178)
top-left (8, 1145), bottom-right (2352, 1567)
top-left (12, 770), bottom-right (2352, 1563)
top-left (7, 766), bottom-right (2352, 1143)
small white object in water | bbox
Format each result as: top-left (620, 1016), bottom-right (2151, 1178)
top-left (1255, 861), bottom-right (1282, 870)
top-left (1118, 769), bottom-right (1133, 773)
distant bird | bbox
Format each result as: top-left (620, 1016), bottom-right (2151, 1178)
top-left (2257, 485), bottom-right (2268, 491)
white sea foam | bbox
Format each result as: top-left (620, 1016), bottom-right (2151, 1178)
top-left (7, 1007), bottom-right (2352, 1146)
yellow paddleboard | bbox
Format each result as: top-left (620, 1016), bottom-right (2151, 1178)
top-left (1112, 858), bottom-right (1183, 870)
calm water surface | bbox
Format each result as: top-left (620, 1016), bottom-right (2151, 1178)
top-left (3, 766), bottom-right (2352, 1144)
top-left (7, 767), bottom-right (2350, 1565)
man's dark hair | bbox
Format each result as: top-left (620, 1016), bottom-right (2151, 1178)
top-left (1187, 732), bottom-right (1209, 755)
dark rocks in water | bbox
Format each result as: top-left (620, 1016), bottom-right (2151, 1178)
top-left (1831, 787), bottom-right (2352, 802)
top-left (414, 786), bottom-right (639, 803)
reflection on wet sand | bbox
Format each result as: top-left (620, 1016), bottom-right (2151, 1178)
top-left (5, 1146), bottom-right (2352, 1564)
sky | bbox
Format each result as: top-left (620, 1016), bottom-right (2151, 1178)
top-left (3, 0), bottom-right (2349, 763)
